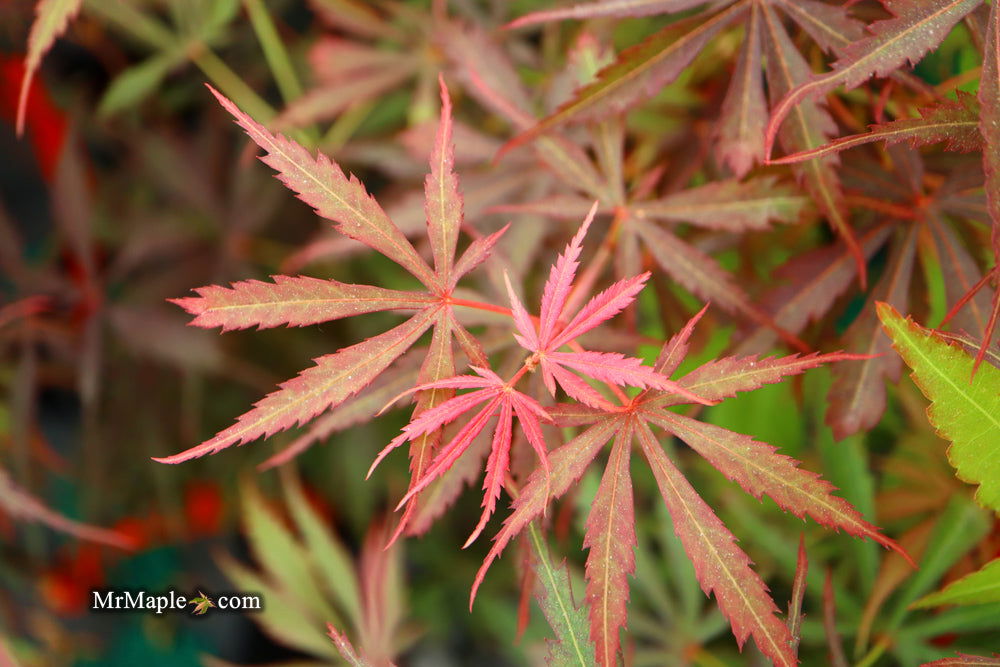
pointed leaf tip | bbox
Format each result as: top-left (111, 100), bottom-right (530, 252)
top-left (538, 202), bottom-right (599, 345)
top-left (505, 271), bottom-right (540, 350)
top-left (636, 422), bottom-right (797, 666)
top-left (765, 0), bottom-right (980, 158)
top-left (427, 71), bottom-right (462, 280)
top-left (17, 0), bottom-right (83, 137)
top-left (207, 83), bottom-right (438, 288)
top-left (155, 309), bottom-right (436, 463)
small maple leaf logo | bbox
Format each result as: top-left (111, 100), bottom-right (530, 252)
top-left (189, 591), bottom-right (215, 615)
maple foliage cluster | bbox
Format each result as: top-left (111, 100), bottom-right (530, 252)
top-left (4, 0), bottom-right (1000, 665)
top-left (160, 71), bottom-right (908, 660)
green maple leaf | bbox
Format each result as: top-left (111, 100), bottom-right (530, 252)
top-left (877, 303), bottom-right (1000, 514)
top-left (914, 558), bottom-right (1000, 608)
top-left (189, 591), bottom-right (216, 615)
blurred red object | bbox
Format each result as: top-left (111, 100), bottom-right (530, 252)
top-left (0, 55), bottom-right (67, 183)
top-left (110, 516), bottom-right (152, 551)
top-left (39, 543), bottom-right (105, 615)
top-left (184, 480), bottom-right (223, 537)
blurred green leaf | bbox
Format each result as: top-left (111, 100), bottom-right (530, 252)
top-left (16, 0), bottom-right (82, 133)
top-left (99, 51), bottom-right (186, 116)
top-left (528, 522), bottom-right (596, 667)
top-left (241, 479), bottom-right (341, 623)
top-left (218, 552), bottom-right (341, 659)
top-left (818, 431), bottom-right (879, 593)
top-left (282, 469), bottom-right (363, 630)
top-left (913, 558), bottom-right (1000, 608)
top-left (898, 600), bottom-right (1000, 638)
top-left (885, 496), bottom-right (990, 632)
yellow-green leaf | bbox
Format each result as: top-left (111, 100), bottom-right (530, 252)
top-left (913, 558), bottom-right (1000, 608)
top-left (17, 0), bottom-right (82, 134)
top-left (877, 303), bottom-right (1000, 514)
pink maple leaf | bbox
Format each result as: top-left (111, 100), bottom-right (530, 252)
top-left (505, 203), bottom-right (714, 408)
top-left (368, 366), bottom-right (552, 546)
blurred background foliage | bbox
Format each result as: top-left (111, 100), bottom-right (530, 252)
top-left (0, 0), bottom-right (997, 665)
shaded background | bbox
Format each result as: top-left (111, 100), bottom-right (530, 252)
top-left (1, 1), bottom-right (998, 665)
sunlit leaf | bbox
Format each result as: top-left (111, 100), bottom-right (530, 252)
top-left (914, 558), bottom-right (1000, 608)
top-left (877, 304), bottom-right (1000, 513)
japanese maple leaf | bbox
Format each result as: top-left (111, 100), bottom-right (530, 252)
top-left (497, 0), bottom-right (883, 283)
top-left (189, 591), bottom-right (215, 615)
top-left (762, 0), bottom-right (990, 287)
top-left (500, 0), bottom-right (983, 287)
top-left (370, 204), bottom-right (709, 545)
top-left (765, 0), bottom-right (984, 161)
top-left (157, 73), bottom-right (511, 551)
top-left (369, 366), bottom-right (553, 547)
top-left (767, 91), bottom-right (983, 166)
top-left (503, 202), bottom-right (714, 410)
top-left (736, 147), bottom-right (990, 440)
top-left (273, 3), bottom-right (423, 130)
top-left (949, 0), bottom-right (1000, 377)
top-left (467, 305), bottom-right (911, 667)
top-left (449, 26), bottom-right (825, 350)
top-left (15, 0), bottom-right (82, 135)
top-left (765, 22), bottom-right (998, 379)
